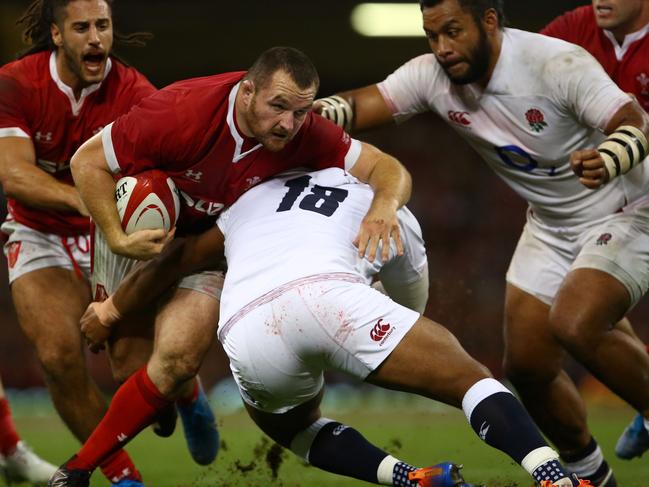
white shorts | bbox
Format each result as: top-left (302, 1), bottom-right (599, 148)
top-left (1, 220), bottom-right (91, 283)
top-left (506, 204), bottom-right (649, 306)
top-left (92, 227), bottom-right (224, 302)
top-left (219, 273), bottom-right (420, 414)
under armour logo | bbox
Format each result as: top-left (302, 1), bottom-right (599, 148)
top-left (479, 421), bottom-right (490, 440)
top-left (35, 131), bottom-right (53, 142)
top-left (117, 433), bottom-right (128, 442)
top-left (185, 169), bottom-right (203, 181)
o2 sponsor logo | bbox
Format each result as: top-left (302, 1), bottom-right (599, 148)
top-left (495, 144), bottom-right (557, 176)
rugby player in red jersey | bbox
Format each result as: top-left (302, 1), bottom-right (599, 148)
top-left (46, 46), bottom-right (413, 486)
top-left (0, 1), bottom-right (154, 484)
top-left (542, 0), bottom-right (649, 112)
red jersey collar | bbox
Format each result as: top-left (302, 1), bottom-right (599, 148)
top-left (49, 51), bottom-right (112, 116)
top-left (226, 81), bottom-right (263, 163)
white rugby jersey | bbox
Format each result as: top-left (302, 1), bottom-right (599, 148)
top-left (378, 28), bottom-right (649, 226)
top-left (216, 167), bottom-right (427, 327)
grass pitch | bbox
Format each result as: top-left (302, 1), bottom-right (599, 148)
top-left (7, 396), bottom-right (649, 487)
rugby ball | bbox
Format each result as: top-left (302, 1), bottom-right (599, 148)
top-left (115, 170), bottom-right (180, 234)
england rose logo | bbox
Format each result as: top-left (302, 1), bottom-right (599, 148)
top-left (525, 108), bottom-right (547, 133)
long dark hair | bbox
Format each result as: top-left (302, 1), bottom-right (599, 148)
top-left (16, 0), bottom-right (152, 59)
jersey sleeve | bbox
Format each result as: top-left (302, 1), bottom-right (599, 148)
top-left (377, 54), bottom-right (437, 123)
top-left (296, 113), bottom-right (361, 172)
top-left (216, 206), bottom-right (231, 236)
top-left (548, 46), bottom-right (632, 131)
top-left (0, 72), bottom-right (31, 138)
top-left (102, 88), bottom-right (192, 175)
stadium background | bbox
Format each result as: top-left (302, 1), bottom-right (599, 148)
top-left (0, 1), bottom-right (648, 485)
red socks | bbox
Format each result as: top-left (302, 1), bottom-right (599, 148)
top-left (0, 398), bottom-right (20, 455)
top-left (100, 450), bottom-right (142, 483)
top-left (68, 367), bottom-right (171, 472)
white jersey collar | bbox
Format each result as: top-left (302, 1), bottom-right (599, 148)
top-left (455, 28), bottom-right (512, 100)
top-left (603, 22), bottom-right (649, 61)
top-left (49, 51), bottom-right (112, 117)
top-left (483, 28), bottom-right (512, 95)
top-left (226, 81), bottom-right (263, 163)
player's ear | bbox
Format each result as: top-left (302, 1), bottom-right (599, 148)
top-left (240, 79), bottom-right (255, 106)
top-left (482, 8), bottom-right (499, 34)
top-left (51, 23), bottom-right (63, 47)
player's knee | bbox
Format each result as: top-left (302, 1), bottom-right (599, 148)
top-left (38, 344), bottom-right (85, 381)
top-left (157, 351), bottom-right (201, 385)
top-left (548, 309), bottom-right (590, 351)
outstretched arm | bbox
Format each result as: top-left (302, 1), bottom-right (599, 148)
top-left (571, 99), bottom-right (649, 189)
top-left (349, 142), bottom-right (412, 262)
top-left (71, 132), bottom-right (171, 259)
top-left (81, 226), bottom-right (225, 351)
top-left (0, 136), bottom-right (88, 215)
top-left (315, 84), bottom-right (395, 132)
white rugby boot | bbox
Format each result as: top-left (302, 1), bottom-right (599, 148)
top-left (3, 441), bottom-right (57, 485)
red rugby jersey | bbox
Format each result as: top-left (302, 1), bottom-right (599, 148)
top-left (0, 51), bottom-right (156, 235)
top-left (542, 6), bottom-right (649, 111)
top-left (103, 71), bottom-right (359, 234)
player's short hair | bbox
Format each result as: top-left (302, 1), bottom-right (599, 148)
top-left (16, 0), bottom-right (151, 59)
top-left (245, 47), bottom-right (320, 92)
top-left (420, 0), bottom-right (506, 30)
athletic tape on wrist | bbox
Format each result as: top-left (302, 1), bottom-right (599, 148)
top-left (317, 95), bottom-right (353, 131)
top-left (598, 125), bottom-right (648, 179)
top-left (97, 295), bottom-right (123, 328)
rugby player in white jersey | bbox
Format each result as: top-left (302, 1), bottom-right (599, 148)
top-left (80, 168), bottom-right (587, 487)
top-left (315, 0), bottom-right (649, 485)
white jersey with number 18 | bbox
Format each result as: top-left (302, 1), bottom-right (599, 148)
top-left (216, 167), bottom-right (427, 329)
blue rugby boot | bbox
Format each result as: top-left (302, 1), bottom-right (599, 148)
top-left (111, 479), bottom-right (145, 487)
top-left (408, 463), bottom-right (481, 487)
top-left (177, 384), bottom-right (219, 465)
top-left (615, 413), bottom-right (649, 459)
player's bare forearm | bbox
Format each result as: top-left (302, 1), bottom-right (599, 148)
top-left (3, 164), bottom-right (84, 213)
top-left (111, 227), bottom-right (225, 317)
top-left (349, 143), bottom-right (411, 261)
top-left (341, 85), bottom-right (394, 132)
top-left (71, 133), bottom-right (127, 249)
top-left (604, 99), bottom-right (649, 138)
top-left (576, 100), bottom-right (649, 188)
top-left (72, 133), bottom-right (174, 260)
top-left (316, 85), bottom-right (394, 133)
top-left (0, 137), bottom-right (85, 214)
top-left (352, 143), bottom-right (412, 208)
